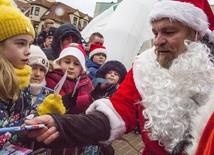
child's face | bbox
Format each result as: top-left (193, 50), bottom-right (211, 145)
top-left (92, 53), bottom-right (106, 65)
top-left (30, 64), bottom-right (46, 84)
top-left (105, 70), bottom-right (120, 85)
top-left (0, 34), bottom-right (33, 69)
top-left (60, 55), bottom-right (82, 80)
top-left (44, 36), bottom-right (53, 48)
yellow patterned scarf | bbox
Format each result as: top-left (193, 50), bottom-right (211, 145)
top-left (14, 65), bottom-right (32, 90)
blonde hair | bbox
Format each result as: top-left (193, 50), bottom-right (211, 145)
top-left (0, 51), bottom-right (20, 101)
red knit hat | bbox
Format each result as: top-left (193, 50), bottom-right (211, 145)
top-left (89, 43), bottom-right (107, 59)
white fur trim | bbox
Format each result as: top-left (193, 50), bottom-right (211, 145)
top-left (148, 1), bottom-right (208, 37)
top-left (86, 98), bottom-right (126, 144)
top-left (133, 41), bottom-right (214, 153)
top-left (89, 48), bottom-right (107, 59)
top-left (187, 93), bottom-right (214, 154)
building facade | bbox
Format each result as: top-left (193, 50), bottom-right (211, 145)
top-left (15, 0), bottom-right (93, 34)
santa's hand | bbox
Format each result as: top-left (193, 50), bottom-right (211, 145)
top-left (24, 115), bottom-right (59, 144)
top-left (37, 94), bottom-right (66, 115)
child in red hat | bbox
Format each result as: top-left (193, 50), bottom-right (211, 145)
top-left (86, 43), bottom-right (107, 80)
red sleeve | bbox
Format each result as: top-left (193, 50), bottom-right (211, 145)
top-left (110, 68), bottom-right (142, 132)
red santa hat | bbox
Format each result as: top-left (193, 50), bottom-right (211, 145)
top-left (177, 0), bottom-right (214, 31)
top-left (55, 43), bottom-right (86, 71)
top-left (89, 43), bottom-right (107, 59)
top-left (148, 1), bottom-right (209, 38)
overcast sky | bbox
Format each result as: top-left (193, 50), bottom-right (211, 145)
top-left (56, 0), bottom-right (117, 17)
top-left (56, 0), bottom-right (214, 17)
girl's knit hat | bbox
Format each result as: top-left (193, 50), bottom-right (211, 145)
top-left (29, 45), bottom-right (49, 74)
top-left (0, 0), bottom-right (35, 42)
top-left (96, 60), bottom-right (127, 84)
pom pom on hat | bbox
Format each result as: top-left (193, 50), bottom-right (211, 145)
top-left (148, 1), bottom-right (209, 38)
top-left (89, 43), bottom-right (107, 59)
top-left (96, 60), bottom-right (127, 84)
top-left (0, 0), bottom-right (35, 42)
top-left (55, 43), bottom-right (86, 71)
top-left (28, 45), bottom-right (49, 73)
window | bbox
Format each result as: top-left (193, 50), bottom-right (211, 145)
top-left (83, 21), bottom-right (88, 27)
top-left (34, 7), bottom-right (40, 16)
top-left (73, 17), bottom-right (78, 26)
top-left (31, 6), bottom-right (34, 15)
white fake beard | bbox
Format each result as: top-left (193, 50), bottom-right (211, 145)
top-left (133, 41), bottom-right (214, 153)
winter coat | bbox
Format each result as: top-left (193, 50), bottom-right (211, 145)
top-left (86, 59), bottom-right (102, 80)
top-left (0, 87), bottom-right (33, 148)
top-left (46, 69), bottom-right (94, 114)
top-left (43, 23), bottom-right (82, 60)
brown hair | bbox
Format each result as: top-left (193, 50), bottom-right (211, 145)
top-left (89, 32), bottom-right (104, 42)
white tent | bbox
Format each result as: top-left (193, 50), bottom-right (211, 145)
top-left (81, 0), bottom-right (159, 70)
